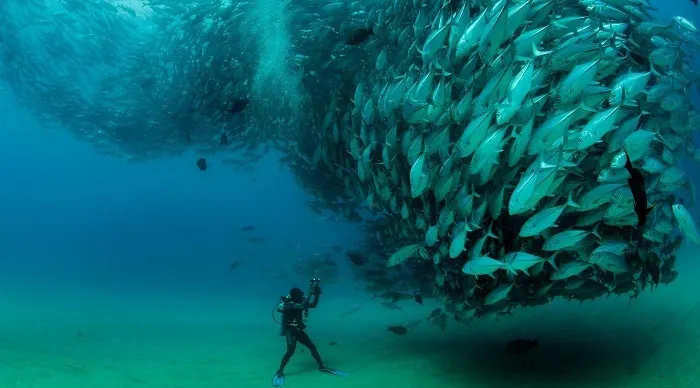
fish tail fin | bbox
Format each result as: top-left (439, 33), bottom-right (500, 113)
top-left (487, 221), bottom-right (498, 239)
top-left (471, 185), bottom-right (482, 198)
top-left (628, 36), bottom-right (643, 50)
top-left (540, 142), bottom-right (566, 170)
top-left (540, 161), bottom-right (557, 169)
top-left (506, 264), bottom-right (518, 276)
top-left (561, 159), bottom-right (579, 168)
top-left (591, 222), bottom-right (603, 240)
top-left (547, 252), bottom-right (559, 271)
top-left (578, 102), bottom-right (598, 113)
top-left (645, 204), bottom-right (657, 218)
top-left (531, 42), bottom-right (552, 58)
top-left (495, 101), bottom-right (511, 110)
top-left (652, 126), bottom-right (666, 144)
top-left (554, 138), bottom-right (578, 169)
top-left (636, 99), bottom-right (652, 116)
top-left (566, 190), bottom-right (581, 209)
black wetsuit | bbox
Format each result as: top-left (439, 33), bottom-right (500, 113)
top-left (276, 293), bottom-right (324, 373)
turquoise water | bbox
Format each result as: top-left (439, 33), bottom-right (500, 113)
top-left (1, 248), bottom-right (698, 388)
top-left (2, 80), bottom-right (700, 388)
top-left (2, 3), bottom-right (700, 387)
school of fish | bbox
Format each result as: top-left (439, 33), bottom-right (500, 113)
top-left (1, 0), bottom-right (700, 324)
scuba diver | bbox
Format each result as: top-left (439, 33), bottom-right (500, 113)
top-left (271, 278), bottom-right (349, 387)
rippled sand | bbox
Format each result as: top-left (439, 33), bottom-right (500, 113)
top-left (1, 252), bottom-right (699, 388)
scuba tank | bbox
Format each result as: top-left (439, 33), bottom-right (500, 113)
top-left (271, 294), bottom-right (309, 325)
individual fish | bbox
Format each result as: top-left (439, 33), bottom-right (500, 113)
top-left (505, 252), bottom-right (558, 274)
top-left (592, 241), bottom-right (629, 257)
top-left (519, 193), bottom-right (580, 237)
top-left (672, 204), bottom-right (700, 245)
top-left (387, 244), bottom-right (421, 267)
top-left (449, 222), bottom-right (469, 258)
top-left (550, 261), bottom-right (591, 281)
top-left (381, 301), bottom-right (402, 311)
top-left (388, 325), bottom-right (408, 335)
top-left (484, 284), bottom-right (514, 305)
top-left (347, 251), bottom-right (366, 267)
top-left (229, 259), bottom-right (244, 271)
top-left (196, 158), bottom-right (207, 172)
top-left (542, 229), bottom-right (598, 252)
top-left (373, 290), bottom-right (410, 303)
top-left (426, 308), bottom-right (443, 320)
top-left (238, 225), bottom-right (255, 232)
top-left (425, 224), bottom-right (439, 246)
top-left (674, 17), bottom-right (699, 34)
top-left (462, 256), bottom-right (507, 277)
top-left (589, 252), bottom-right (630, 274)
top-left (228, 98), bottom-right (249, 114)
top-left (346, 27), bottom-right (374, 45)
top-left (413, 293), bottom-right (423, 305)
top-left (410, 153), bottom-right (429, 198)
top-left (340, 303), bottom-right (364, 319)
top-left (505, 338), bottom-right (539, 355)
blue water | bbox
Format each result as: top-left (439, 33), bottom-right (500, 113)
top-left (0, 89), bottom-right (359, 301)
top-left (2, 2), bottom-right (700, 387)
top-left (3, 83), bottom-right (700, 388)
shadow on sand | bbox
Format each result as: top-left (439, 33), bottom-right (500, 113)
top-left (393, 316), bottom-right (668, 387)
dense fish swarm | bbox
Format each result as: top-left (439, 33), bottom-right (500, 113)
top-left (295, 0), bottom-right (700, 322)
top-left (2, 0), bottom-right (700, 324)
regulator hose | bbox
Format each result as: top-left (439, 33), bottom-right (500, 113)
top-left (272, 303), bottom-right (283, 325)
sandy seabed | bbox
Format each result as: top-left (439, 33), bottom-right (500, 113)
top-left (1, 252), bottom-right (700, 388)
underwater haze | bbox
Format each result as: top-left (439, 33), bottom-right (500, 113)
top-left (0, 88), bottom-right (360, 304)
top-left (3, 0), bottom-right (700, 387)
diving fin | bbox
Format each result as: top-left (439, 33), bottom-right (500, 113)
top-left (272, 371), bottom-right (285, 387)
top-left (320, 367), bottom-right (351, 377)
